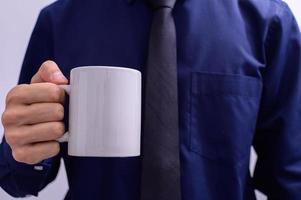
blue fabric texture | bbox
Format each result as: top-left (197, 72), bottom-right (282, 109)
top-left (1, 0), bottom-right (301, 199)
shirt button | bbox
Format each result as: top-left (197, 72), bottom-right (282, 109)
top-left (34, 165), bottom-right (44, 171)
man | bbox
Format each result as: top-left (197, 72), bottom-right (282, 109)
top-left (1, 0), bottom-right (301, 199)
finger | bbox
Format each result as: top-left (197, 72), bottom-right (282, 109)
top-left (31, 60), bottom-right (68, 84)
top-left (6, 83), bottom-right (65, 105)
top-left (8, 122), bottom-right (65, 145)
top-left (3, 103), bottom-right (64, 126)
top-left (12, 141), bottom-right (60, 164)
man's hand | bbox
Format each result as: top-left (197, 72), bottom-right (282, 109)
top-left (1, 61), bottom-right (68, 164)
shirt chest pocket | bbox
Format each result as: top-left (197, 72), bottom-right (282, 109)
top-left (189, 72), bottom-right (262, 165)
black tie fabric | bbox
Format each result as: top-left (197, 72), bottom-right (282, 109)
top-left (141, 0), bottom-right (181, 200)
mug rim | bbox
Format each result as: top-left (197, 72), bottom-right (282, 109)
top-left (71, 66), bottom-right (141, 75)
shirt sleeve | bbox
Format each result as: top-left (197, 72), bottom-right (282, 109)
top-left (253, 3), bottom-right (301, 199)
top-left (0, 8), bottom-right (61, 197)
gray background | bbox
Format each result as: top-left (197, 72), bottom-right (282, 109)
top-left (0, 1), bottom-right (300, 199)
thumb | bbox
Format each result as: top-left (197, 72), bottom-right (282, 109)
top-left (31, 60), bottom-right (68, 84)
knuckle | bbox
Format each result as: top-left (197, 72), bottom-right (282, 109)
top-left (5, 90), bottom-right (15, 105)
top-left (5, 129), bottom-right (19, 146)
top-left (13, 84), bottom-right (28, 95)
top-left (1, 109), bottom-right (21, 125)
top-left (12, 148), bottom-right (27, 163)
top-left (52, 122), bottom-right (65, 137)
top-left (40, 60), bottom-right (54, 73)
top-left (1, 111), bottom-right (10, 126)
top-left (6, 84), bottom-right (28, 105)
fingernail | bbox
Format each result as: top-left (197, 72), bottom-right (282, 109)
top-left (51, 71), bottom-right (68, 82)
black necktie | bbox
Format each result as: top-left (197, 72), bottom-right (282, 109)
top-left (141, 0), bottom-right (181, 199)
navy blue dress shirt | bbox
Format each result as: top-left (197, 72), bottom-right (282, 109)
top-left (1, 0), bottom-right (301, 199)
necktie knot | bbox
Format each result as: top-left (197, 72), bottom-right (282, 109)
top-left (146, 0), bottom-right (176, 10)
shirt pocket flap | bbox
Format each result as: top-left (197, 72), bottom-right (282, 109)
top-left (192, 72), bottom-right (262, 98)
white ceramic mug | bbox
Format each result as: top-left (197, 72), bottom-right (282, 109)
top-left (57, 66), bottom-right (141, 157)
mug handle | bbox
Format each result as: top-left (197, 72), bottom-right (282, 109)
top-left (56, 85), bottom-right (71, 143)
